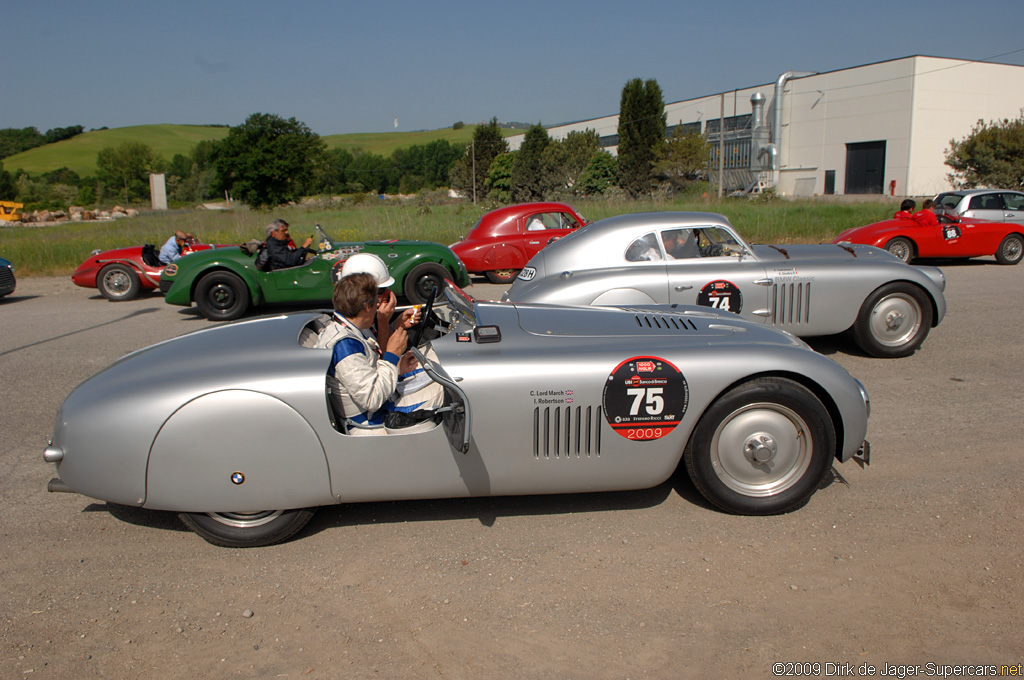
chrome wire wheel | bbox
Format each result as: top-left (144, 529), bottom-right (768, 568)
top-left (709, 402), bottom-right (811, 497)
top-left (884, 237), bottom-right (914, 262)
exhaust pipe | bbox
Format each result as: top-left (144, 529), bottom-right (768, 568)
top-left (47, 478), bottom-right (77, 494)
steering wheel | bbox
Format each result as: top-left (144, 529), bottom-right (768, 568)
top-left (409, 283), bottom-right (437, 348)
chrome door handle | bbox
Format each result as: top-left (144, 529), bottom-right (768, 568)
top-left (674, 285), bottom-right (693, 291)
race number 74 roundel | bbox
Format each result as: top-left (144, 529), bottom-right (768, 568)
top-left (602, 356), bottom-right (689, 441)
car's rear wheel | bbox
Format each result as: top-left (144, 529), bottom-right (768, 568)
top-left (178, 508), bottom-right (316, 548)
top-left (884, 237), bottom-right (915, 262)
top-left (684, 377), bottom-right (835, 515)
top-left (484, 268), bottom-right (520, 284)
top-left (404, 263), bottom-right (448, 304)
top-left (995, 233), bottom-right (1023, 265)
top-left (98, 264), bottom-right (141, 301)
top-left (195, 271), bottom-right (250, 320)
top-left (851, 282), bottom-right (932, 358)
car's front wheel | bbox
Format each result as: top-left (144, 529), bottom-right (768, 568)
top-left (98, 264), bottom-right (141, 301)
top-left (995, 233), bottom-right (1023, 265)
top-left (484, 268), bottom-right (520, 284)
top-left (884, 237), bottom-right (915, 262)
top-left (851, 282), bottom-right (932, 358)
top-left (404, 263), bottom-right (449, 304)
top-left (178, 508), bottom-right (316, 548)
top-left (684, 377), bottom-right (835, 515)
top-left (195, 271), bottom-right (250, 320)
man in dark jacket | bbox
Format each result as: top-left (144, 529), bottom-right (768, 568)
top-left (265, 219), bottom-right (314, 270)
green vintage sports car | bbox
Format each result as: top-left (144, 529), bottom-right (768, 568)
top-left (160, 225), bottom-right (469, 320)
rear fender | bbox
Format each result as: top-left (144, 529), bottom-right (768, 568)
top-left (146, 390), bottom-right (334, 512)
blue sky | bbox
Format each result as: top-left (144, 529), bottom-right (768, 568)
top-left (6, 0), bottom-right (1024, 136)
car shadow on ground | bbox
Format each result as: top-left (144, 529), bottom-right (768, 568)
top-left (802, 332), bottom-right (868, 358)
top-left (87, 466), bottom-right (849, 544)
top-left (88, 481), bottom-right (685, 542)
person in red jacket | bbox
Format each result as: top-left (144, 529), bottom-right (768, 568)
top-left (912, 198), bottom-right (939, 226)
top-left (894, 198), bottom-right (916, 220)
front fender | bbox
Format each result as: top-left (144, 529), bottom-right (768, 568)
top-left (146, 390), bottom-right (335, 512)
top-left (166, 261), bottom-right (263, 307)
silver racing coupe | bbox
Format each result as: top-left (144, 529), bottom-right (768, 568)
top-left (45, 283), bottom-right (870, 547)
top-left (503, 212), bottom-right (947, 358)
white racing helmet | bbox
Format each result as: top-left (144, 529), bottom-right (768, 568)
top-left (340, 252), bottom-right (395, 287)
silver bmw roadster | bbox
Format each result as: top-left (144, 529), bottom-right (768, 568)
top-left (503, 212), bottom-right (947, 358)
top-left (45, 283), bottom-right (869, 547)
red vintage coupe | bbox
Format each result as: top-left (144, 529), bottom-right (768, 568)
top-left (834, 213), bottom-right (1023, 265)
top-left (451, 202), bottom-right (588, 283)
top-left (72, 238), bottom-right (217, 301)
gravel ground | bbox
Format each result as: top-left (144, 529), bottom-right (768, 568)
top-left (1, 265), bottom-right (1022, 678)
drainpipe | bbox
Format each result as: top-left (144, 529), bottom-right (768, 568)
top-left (769, 71), bottom-right (816, 172)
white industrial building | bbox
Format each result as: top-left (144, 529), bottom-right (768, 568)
top-left (507, 56), bottom-right (1024, 197)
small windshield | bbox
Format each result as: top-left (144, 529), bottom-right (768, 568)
top-left (442, 280), bottom-right (478, 328)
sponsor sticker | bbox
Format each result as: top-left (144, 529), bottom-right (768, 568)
top-left (697, 279), bottom-right (743, 313)
top-left (602, 356), bottom-right (688, 441)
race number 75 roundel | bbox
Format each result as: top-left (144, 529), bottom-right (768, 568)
top-left (602, 356), bottom-right (689, 441)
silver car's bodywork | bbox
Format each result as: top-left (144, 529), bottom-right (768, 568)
top-left (934, 189), bottom-right (1024, 225)
top-left (46, 285), bottom-right (870, 547)
top-left (503, 212), bottom-right (947, 358)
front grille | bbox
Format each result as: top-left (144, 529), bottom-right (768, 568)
top-left (633, 314), bottom-right (697, 331)
top-left (0, 266), bottom-right (14, 289)
top-left (771, 282), bottom-right (811, 325)
top-left (533, 405), bottom-right (602, 459)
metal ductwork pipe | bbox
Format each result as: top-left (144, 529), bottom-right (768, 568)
top-left (769, 71), bottom-right (816, 171)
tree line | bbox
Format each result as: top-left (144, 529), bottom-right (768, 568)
top-left (2, 82), bottom-right (1021, 211)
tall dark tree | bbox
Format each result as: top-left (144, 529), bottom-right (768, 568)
top-left (0, 161), bottom-right (15, 200)
top-left (945, 112), bottom-right (1024, 189)
top-left (617, 78), bottom-right (666, 197)
top-left (213, 113), bottom-right (325, 208)
top-left (449, 117), bottom-right (508, 201)
top-left (511, 124), bottom-right (553, 202)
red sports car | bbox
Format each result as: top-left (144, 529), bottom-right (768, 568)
top-left (834, 214), bottom-right (1023, 265)
top-left (451, 202), bottom-right (588, 283)
top-left (72, 238), bottom-right (217, 301)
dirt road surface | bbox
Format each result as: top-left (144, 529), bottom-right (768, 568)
top-left (1, 265), bottom-right (1021, 678)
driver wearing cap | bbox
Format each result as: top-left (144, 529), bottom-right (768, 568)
top-left (317, 254), bottom-right (443, 435)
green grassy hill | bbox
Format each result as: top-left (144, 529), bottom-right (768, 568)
top-left (4, 124), bottom-right (523, 177)
top-left (3, 125), bottom-right (231, 177)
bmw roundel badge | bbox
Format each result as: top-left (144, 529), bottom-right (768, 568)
top-left (231, 471), bottom-right (245, 485)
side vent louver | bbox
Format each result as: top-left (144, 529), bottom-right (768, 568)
top-left (633, 314), bottom-right (698, 331)
top-left (772, 282), bottom-right (812, 325)
top-left (533, 405), bottom-right (602, 459)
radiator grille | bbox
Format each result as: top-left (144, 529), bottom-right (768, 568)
top-left (771, 282), bottom-right (811, 325)
top-left (533, 405), bottom-right (602, 459)
top-left (0, 266), bottom-right (14, 289)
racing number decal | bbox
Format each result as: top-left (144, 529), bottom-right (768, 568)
top-left (697, 280), bottom-right (742, 313)
top-left (943, 225), bottom-right (962, 242)
top-left (602, 356), bottom-right (688, 441)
